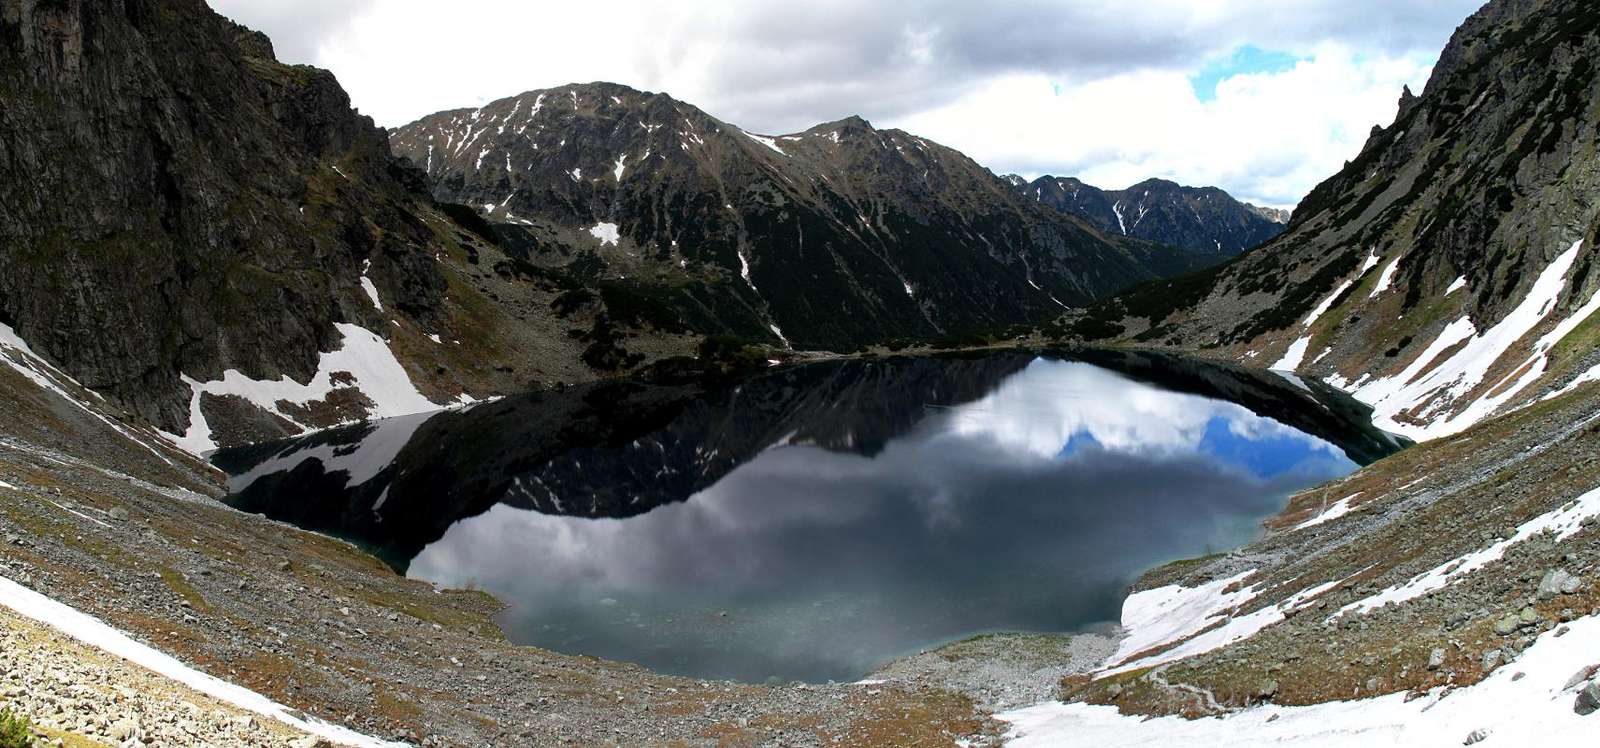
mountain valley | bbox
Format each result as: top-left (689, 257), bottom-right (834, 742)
top-left (2, 0), bottom-right (1600, 746)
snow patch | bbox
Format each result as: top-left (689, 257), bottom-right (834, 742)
top-left (740, 129), bottom-right (788, 156)
top-left (1107, 570), bottom-right (1258, 669)
top-left (1342, 240), bottom-right (1593, 440)
top-left (1271, 337), bottom-right (1311, 372)
top-left (161, 324), bottom-right (437, 455)
top-left (1543, 362), bottom-right (1600, 401)
top-left (1294, 492), bottom-right (1361, 530)
top-left (1338, 482), bottom-right (1600, 616)
top-left (1445, 276), bottom-right (1468, 295)
top-left (588, 222), bottom-right (620, 247)
top-left (358, 261), bottom-right (383, 312)
top-left (1003, 612), bottom-right (1600, 747)
top-left (1370, 257), bottom-right (1401, 298)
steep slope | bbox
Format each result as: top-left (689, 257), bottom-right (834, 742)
top-left (1073, 0), bottom-right (1600, 441)
top-left (1012, 176), bottom-right (1288, 255)
top-left (0, 0), bottom-right (709, 453)
top-left (389, 85), bottom-right (1232, 351)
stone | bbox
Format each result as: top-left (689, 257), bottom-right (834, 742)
top-left (1537, 570), bottom-right (1574, 601)
top-left (1257, 679), bottom-right (1279, 699)
top-left (1481, 650), bottom-right (1502, 671)
top-left (1463, 729), bottom-right (1489, 745)
top-left (1428, 648), bottom-right (1447, 671)
top-left (1563, 665), bottom-right (1599, 691)
top-left (108, 719), bottom-right (138, 741)
top-left (108, 507), bottom-right (129, 522)
top-left (1517, 607), bottom-right (1540, 627)
top-left (1576, 683), bottom-right (1600, 716)
top-left (1560, 575), bottom-right (1583, 595)
top-left (1493, 615), bottom-right (1519, 636)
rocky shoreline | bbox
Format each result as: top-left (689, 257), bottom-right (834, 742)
top-left (0, 431), bottom-right (1007, 747)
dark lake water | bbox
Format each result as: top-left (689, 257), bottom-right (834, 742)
top-left (213, 349), bottom-right (1404, 683)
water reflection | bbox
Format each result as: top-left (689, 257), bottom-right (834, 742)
top-left (215, 351), bottom-right (1403, 683)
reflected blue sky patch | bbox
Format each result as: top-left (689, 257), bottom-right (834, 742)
top-left (406, 357), bottom-right (1365, 683)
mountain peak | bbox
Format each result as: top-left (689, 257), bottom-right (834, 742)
top-left (1015, 175), bottom-right (1286, 254)
top-left (806, 114), bottom-right (875, 135)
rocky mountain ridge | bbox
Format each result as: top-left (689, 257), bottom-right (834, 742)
top-left (389, 85), bottom-right (1233, 352)
top-left (1070, 0), bottom-right (1600, 442)
top-left (1008, 175), bottom-right (1289, 255)
top-left (0, 0), bottom-right (1248, 455)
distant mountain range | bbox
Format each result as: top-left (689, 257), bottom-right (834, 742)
top-left (389, 86), bottom-right (1233, 353)
top-left (1005, 175), bottom-right (1289, 255)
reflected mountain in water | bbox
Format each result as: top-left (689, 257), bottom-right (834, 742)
top-left (215, 350), bottom-right (1407, 682)
top-left (214, 351), bottom-right (1402, 575)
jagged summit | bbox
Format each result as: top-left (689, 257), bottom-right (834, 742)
top-left (390, 82), bottom-right (1234, 352)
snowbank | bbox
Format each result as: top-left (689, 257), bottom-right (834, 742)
top-left (0, 575), bottom-right (407, 748)
top-left (1342, 240), bottom-right (1598, 440)
top-left (1002, 612), bottom-right (1600, 747)
top-left (162, 324), bottom-right (438, 455)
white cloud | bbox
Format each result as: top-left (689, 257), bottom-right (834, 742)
top-left (211, 0), bottom-right (1476, 206)
top-left (898, 44), bottom-right (1436, 207)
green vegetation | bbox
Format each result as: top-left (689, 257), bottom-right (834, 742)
top-left (696, 335), bottom-right (770, 372)
top-left (0, 708), bottom-right (31, 748)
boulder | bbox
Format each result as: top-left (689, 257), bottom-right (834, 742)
top-left (1563, 665), bottom-right (1599, 691)
top-left (1576, 683), bottom-right (1600, 716)
top-left (1538, 570), bottom-right (1574, 601)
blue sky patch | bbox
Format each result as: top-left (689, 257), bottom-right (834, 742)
top-left (1189, 46), bottom-right (1306, 102)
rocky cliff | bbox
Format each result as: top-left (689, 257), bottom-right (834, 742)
top-left (1011, 175), bottom-right (1288, 255)
top-left (0, 0), bottom-right (715, 452)
top-left (1070, 0), bottom-right (1600, 441)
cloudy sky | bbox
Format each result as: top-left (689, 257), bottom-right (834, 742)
top-left (210, 0), bottom-right (1484, 208)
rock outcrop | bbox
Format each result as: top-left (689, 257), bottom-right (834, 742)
top-left (1071, 0), bottom-right (1600, 440)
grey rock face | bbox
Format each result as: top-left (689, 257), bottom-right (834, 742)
top-left (1071, 0), bottom-right (1600, 421)
top-left (0, 0), bottom-right (452, 432)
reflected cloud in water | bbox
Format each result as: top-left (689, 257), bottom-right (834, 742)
top-left (408, 358), bottom-right (1355, 682)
